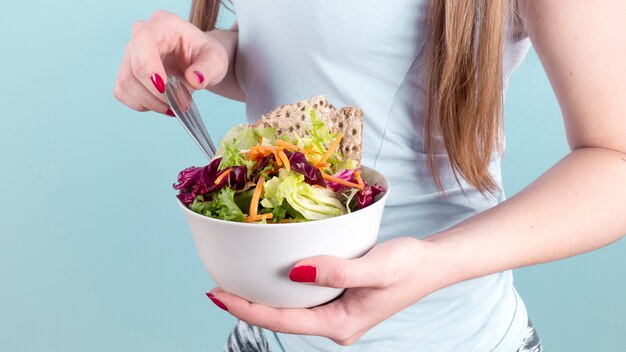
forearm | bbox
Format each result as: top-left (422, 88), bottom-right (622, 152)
top-left (205, 28), bottom-right (245, 102)
top-left (426, 147), bottom-right (626, 286)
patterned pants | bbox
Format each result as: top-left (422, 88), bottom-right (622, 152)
top-left (223, 319), bottom-right (542, 352)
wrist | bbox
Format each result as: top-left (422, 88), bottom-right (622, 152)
top-left (420, 230), bottom-right (471, 290)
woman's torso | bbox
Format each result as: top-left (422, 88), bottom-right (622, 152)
top-left (233, 1), bottom-right (532, 350)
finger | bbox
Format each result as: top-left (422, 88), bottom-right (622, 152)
top-left (123, 75), bottom-right (171, 115)
top-left (114, 90), bottom-right (149, 112)
top-left (207, 288), bottom-right (338, 337)
top-left (288, 255), bottom-right (388, 289)
top-left (129, 19), bottom-right (170, 101)
top-left (183, 39), bottom-right (228, 90)
top-left (115, 46), bottom-right (171, 116)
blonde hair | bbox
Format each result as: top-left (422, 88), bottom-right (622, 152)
top-left (190, 0), bottom-right (510, 195)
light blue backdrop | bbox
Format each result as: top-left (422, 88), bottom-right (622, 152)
top-left (0, 1), bottom-right (623, 351)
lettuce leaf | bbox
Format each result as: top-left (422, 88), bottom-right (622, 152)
top-left (218, 139), bottom-right (255, 172)
top-left (261, 169), bottom-right (346, 220)
top-left (233, 188), bottom-right (255, 213)
top-left (190, 188), bottom-right (245, 222)
top-left (216, 125), bottom-right (276, 155)
top-left (307, 109), bottom-right (335, 154)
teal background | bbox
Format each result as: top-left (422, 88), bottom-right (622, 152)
top-left (0, 1), bottom-right (623, 351)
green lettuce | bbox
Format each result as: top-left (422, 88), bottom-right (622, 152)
top-left (261, 169), bottom-right (346, 220)
top-left (216, 125), bottom-right (276, 154)
top-left (218, 139), bottom-right (255, 171)
top-left (307, 110), bottom-right (335, 153)
top-left (190, 188), bottom-right (245, 222)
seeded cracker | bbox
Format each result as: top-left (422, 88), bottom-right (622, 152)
top-left (252, 95), bottom-right (363, 165)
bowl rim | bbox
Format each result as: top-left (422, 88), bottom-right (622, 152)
top-left (176, 165), bottom-right (391, 227)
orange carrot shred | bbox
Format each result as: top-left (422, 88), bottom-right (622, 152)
top-left (249, 175), bottom-right (265, 218)
top-left (272, 150), bottom-right (282, 166)
top-left (354, 170), bottom-right (365, 188)
top-left (278, 150), bottom-right (290, 171)
top-left (213, 168), bottom-right (232, 185)
top-left (305, 145), bottom-right (322, 155)
top-left (244, 213), bottom-right (273, 223)
top-left (322, 172), bottom-right (364, 190)
top-left (275, 140), bottom-right (303, 152)
top-left (317, 132), bottom-right (343, 167)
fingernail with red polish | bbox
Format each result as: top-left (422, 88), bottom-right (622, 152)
top-left (193, 71), bottom-right (205, 84)
top-left (151, 73), bottom-right (165, 94)
top-left (289, 265), bottom-right (316, 282)
top-left (206, 292), bottom-right (228, 311)
top-left (165, 108), bottom-right (175, 117)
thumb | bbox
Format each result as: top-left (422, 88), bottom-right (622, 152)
top-left (184, 38), bottom-right (229, 90)
top-left (288, 255), bottom-right (386, 289)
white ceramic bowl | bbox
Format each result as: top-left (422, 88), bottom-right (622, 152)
top-left (178, 165), bottom-right (390, 308)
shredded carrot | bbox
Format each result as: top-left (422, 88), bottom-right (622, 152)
top-left (305, 145), bottom-right (322, 155)
top-left (244, 213), bottom-right (273, 223)
top-left (213, 168), bottom-right (232, 185)
top-left (249, 175), bottom-right (265, 218)
top-left (354, 170), bottom-right (365, 188)
top-left (316, 162), bottom-right (331, 168)
top-left (322, 172), bottom-right (364, 190)
top-left (316, 132), bottom-right (343, 167)
top-left (278, 150), bottom-right (290, 171)
top-left (275, 140), bottom-right (303, 152)
top-left (247, 145), bottom-right (276, 160)
top-left (272, 150), bottom-right (282, 166)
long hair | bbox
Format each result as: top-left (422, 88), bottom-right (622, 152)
top-left (189, 0), bottom-right (509, 195)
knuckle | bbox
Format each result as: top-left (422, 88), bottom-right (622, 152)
top-left (328, 266), bottom-right (348, 288)
top-left (116, 75), bottom-right (130, 90)
top-left (150, 9), bottom-right (173, 21)
top-left (377, 267), bottom-right (395, 287)
top-left (331, 329), bottom-right (363, 346)
top-left (332, 335), bottom-right (356, 346)
top-left (131, 21), bottom-right (145, 36)
top-left (268, 322), bottom-right (289, 335)
top-left (135, 56), bottom-right (152, 75)
top-left (113, 84), bottom-right (123, 100)
top-left (144, 99), bottom-right (164, 112)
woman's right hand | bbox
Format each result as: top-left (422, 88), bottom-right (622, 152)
top-left (114, 10), bottom-right (229, 116)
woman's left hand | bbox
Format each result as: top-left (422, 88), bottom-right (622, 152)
top-left (206, 236), bottom-right (451, 346)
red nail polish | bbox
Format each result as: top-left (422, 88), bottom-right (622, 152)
top-left (165, 108), bottom-right (175, 117)
top-left (289, 265), bottom-right (316, 282)
top-left (151, 73), bottom-right (165, 94)
top-left (206, 292), bottom-right (228, 311)
top-left (193, 71), bottom-right (205, 84)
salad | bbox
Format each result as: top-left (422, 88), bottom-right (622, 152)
top-left (173, 110), bottom-right (385, 223)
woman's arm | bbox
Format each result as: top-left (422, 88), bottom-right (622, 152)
top-left (425, 0), bottom-right (626, 287)
top-left (204, 21), bottom-right (245, 101)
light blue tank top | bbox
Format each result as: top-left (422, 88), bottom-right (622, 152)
top-left (233, 1), bottom-right (532, 351)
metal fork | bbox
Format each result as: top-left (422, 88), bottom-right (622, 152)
top-left (164, 75), bottom-right (217, 160)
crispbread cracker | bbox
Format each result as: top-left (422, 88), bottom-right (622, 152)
top-left (253, 95), bottom-right (363, 165)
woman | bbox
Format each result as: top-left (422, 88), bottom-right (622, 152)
top-left (114, 0), bottom-right (626, 351)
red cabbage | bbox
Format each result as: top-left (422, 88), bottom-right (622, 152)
top-left (325, 169), bottom-right (356, 192)
top-left (285, 151), bottom-right (326, 187)
top-left (356, 183), bottom-right (385, 209)
top-left (173, 157), bottom-right (248, 206)
top-left (226, 166), bottom-right (248, 191)
top-left (324, 168), bottom-right (385, 209)
top-left (252, 154), bottom-right (276, 180)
